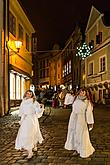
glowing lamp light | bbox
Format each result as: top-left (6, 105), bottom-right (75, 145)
top-left (15, 41), bottom-right (22, 52)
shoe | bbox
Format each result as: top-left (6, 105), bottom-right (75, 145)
top-left (33, 146), bottom-right (37, 151)
top-left (27, 152), bottom-right (33, 159)
top-left (73, 150), bottom-right (79, 156)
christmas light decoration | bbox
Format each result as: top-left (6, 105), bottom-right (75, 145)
top-left (76, 42), bottom-right (91, 60)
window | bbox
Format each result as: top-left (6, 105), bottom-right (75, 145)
top-left (32, 36), bottom-right (37, 52)
top-left (96, 32), bottom-right (102, 44)
top-left (9, 11), bottom-right (16, 37)
top-left (69, 60), bottom-right (71, 73)
top-left (26, 33), bottom-right (30, 51)
top-left (40, 70), bottom-right (42, 78)
top-left (21, 77), bottom-right (25, 99)
top-left (10, 73), bottom-right (15, 99)
top-left (100, 56), bottom-right (106, 72)
top-left (67, 62), bottom-right (69, 74)
top-left (40, 61), bottom-right (42, 69)
top-left (43, 60), bottom-right (45, 68)
top-left (43, 69), bottom-right (45, 78)
top-left (88, 62), bottom-right (93, 75)
top-left (18, 24), bottom-right (23, 41)
top-left (63, 68), bottom-right (64, 77)
top-left (45, 59), bottom-right (49, 67)
top-left (16, 75), bottom-right (20, 99)
top-left (64, 65), bottom-right (66, 76)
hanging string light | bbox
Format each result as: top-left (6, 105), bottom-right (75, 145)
top-left (76, 42), bottom-right (91, 60)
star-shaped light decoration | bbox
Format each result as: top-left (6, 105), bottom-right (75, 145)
top-left (76, 42), bottom-right (91, 60)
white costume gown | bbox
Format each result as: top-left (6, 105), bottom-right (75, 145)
top-left (15, 98), bottom-right (44, 151)
top-left (65, 97), bottom-right (95, 158)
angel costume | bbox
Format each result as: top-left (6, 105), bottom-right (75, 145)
top-left (15, 98), bottom-right (44, 151)
top-left (64, 96), bottom-right (95, 158)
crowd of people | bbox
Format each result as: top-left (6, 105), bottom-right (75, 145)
top-left (15, 86), bottom-right (95, 159)
top-left (34, 86), bottom-right (75, 109)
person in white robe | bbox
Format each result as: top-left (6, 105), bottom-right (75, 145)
top-left (15, 90), bottom-right (44, 159)
top-left (64, 88), bottom-right (95, 158)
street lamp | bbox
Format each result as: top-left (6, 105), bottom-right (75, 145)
top-left (6, 40), bottom-right (22, 53)
top-left (15, 41), bottom-right (22, 52)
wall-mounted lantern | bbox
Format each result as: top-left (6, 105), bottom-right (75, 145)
top-left (6, 40), bottom-right (22, 53)
top-left (15, 41), bottom-right (22, 52)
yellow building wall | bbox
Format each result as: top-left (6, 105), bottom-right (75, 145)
top-left (9, 0), bottom-right (35, 82)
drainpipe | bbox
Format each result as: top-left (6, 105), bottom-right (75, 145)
top-left (7, 0), bottom-right (10, 113)
top-left (3, 0), bottom-right (6, 114)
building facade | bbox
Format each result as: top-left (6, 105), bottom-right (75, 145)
top-left (85, 6), bottom-right (110, 103)
top-left (37, 52), bottom-right (51, 88)
top-left (36, 27), bottom-right (83, 92)
top-left (35, 44), bottom-right (62, 91)
top-left (9, 0), bottom-right (35, 107)
top-left (0, 0), bottom-right (35, 116)
top-left (49, 44), bottom-right (62, 90)
top-left (62, 26), bottom-right (82, 91)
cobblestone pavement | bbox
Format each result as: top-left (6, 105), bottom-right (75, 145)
top-left (0, 105), bottom-right (110, 165)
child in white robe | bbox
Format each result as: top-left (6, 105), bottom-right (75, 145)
top-left (65, 88), bottom-right (95, 158)
top-left (15, 90), bottom-right (44, 159)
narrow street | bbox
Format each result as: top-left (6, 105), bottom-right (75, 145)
top-left (0, 105), bottom-right (110, 165)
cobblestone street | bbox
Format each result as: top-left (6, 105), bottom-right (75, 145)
top-left (0, 105), bottom-right (110, 165)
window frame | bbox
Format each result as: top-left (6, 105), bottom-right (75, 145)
top-left (26, 33), bottom-right (30, 51)
top-left (9, 11), bottom-right (16, 37)
top-left (18, 23), bottom-right (24, 42)
top-left (88, 61), bottom-right (94, 76)
top-left (99, 55), bottom-right (106, 73)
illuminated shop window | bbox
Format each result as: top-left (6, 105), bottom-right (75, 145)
top-left (21, 77), bottom-right (25, 99)
top-left (67, 62), bottom-right (69, 74)
top-left (16, 75), bottom-right (20, 99)
top-left (69, 60), bottom-right (71, 73)
top-left (10, 73), bottom-right (15, 99)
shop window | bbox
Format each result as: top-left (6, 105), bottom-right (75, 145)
top-left (10, 73), bottom-right (15, 99)
top-left (67, 62), bottom-right (69, 74)
top-left (16, 75), bottom-right (20, 99)
top-left (69, 60), bottom-right (71, 73)
top-left (63, 69), bottom-right (64, 77)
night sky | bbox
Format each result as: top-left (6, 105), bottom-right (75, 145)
top-left (20, 0), bottom-right (110, 51)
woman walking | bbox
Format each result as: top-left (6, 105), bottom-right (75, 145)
top-left (64, 88), bottom-right (95, 158)
top-left (15, 90), bottom-right (44, 159)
